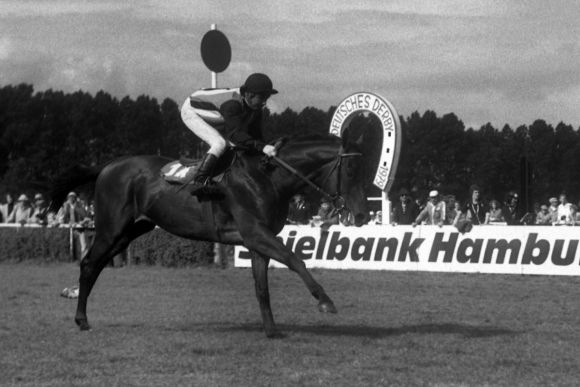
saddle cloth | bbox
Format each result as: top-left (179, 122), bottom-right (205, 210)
top-left (161, 150), bottom-right (235, 185)
top-left (161, 160), bottom-right (199, 184)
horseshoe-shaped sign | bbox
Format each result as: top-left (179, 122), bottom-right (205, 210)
top-left (329, 92), bottom-right (402, 194)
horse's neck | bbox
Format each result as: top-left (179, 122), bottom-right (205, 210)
top-left (230, 137), bottom-right (339, 200)
top-left (271, 145), bottom-right (337, 196)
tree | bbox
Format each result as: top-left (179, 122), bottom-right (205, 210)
top-left (1, 83), bottom-right (579, 206)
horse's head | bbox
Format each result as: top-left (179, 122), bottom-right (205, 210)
top-left (273, 133), bottom-right (370, 226)
top-left (333, 132), bottom-right (370, 227)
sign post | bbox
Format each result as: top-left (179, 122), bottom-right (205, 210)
top-left (200, 24), bottom-right (232, 265)
top-left (200, 24), bottom-right (231, 88)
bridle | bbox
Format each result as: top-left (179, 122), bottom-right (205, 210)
top-left (270, 152), bottom-right (362, 214)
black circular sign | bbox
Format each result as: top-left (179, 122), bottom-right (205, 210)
top-left (200, 30), bottom-right (231, 73)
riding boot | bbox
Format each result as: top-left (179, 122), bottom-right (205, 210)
top-left (188, 153), bottom-right (223, 198)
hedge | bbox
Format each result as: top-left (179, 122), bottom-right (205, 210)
top-left (130, 228), bottom-right (215, 267)
top-left (0, 227), bottom-right (70, 263)
top-left (0, 226), bottom-right (215, 266)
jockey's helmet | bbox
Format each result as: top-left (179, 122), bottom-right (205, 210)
top-left (241, 73), bottom-right (278, 96)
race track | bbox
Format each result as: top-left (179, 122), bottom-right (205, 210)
top-left (1, 263), bottom-right (579, 386)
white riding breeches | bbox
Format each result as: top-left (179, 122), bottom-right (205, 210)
top-left (181, 98), bottom-right (227, 157)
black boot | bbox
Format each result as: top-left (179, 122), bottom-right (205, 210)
top-left (189, 153), bottom-right (223, 199)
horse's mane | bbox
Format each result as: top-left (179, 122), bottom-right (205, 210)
top-left (277, 133), bottom-right (341, 153)
top-left (284, 133), bottom-right (340, 143)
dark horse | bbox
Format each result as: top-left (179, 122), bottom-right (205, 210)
top-left (50, 133), bottom-right (369, 337)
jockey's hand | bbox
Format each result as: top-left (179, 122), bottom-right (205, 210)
top-left (262, 144), bottom-right (277, 157)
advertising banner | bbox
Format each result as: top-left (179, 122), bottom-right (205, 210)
top-left (234, 225), bottom-right (580, 276)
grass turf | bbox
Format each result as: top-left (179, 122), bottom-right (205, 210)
top-left (1, 263), bottom-right (580, 386)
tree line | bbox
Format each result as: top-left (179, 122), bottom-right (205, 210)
top-left (1, 84), bottom-right (579, 211)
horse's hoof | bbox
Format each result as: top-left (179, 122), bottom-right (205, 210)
top-left (265, 330), bottom-right (286, 339)
top-left (75, 318), bottom-right (91, 331)
top-left (318, 301), bottom-right (338, 314)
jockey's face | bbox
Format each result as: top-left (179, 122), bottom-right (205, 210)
top-left (244, 92), bottom-right (270, 110)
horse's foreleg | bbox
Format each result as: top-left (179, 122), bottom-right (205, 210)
top-left (245, 230), bottom-right (337, 315)
top-left (282, 252), bottom-right (337, 314)
top-left (250, 252), bottom-right (281, 338)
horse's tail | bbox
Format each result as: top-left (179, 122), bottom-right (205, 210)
top-left (48, 164), bottom-right (103, 213)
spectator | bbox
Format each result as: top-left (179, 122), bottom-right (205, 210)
top-left (375, 210), bottom-right (383, 225)
top-left (502, 191), bottom-right (522, 225)
top-left (57, 191), bottom-right (91, 227)
top-left (444, 197), bottom-right (460, 226)
top-left (450, 200), bottom-right (473, 232)
top-left (447, 200), bottom-right (464, 227)
top-left (566, 204), bottom-right (580, 226)
top-left (415, 197), bottom-right (425, 212)
top-left (287, 194), bottom-right (312, 225)
top-left (313, 197), bottom-right (339, 228)
top-left (6, 194), bottom-right (34, 225)
top-left (532, 202), bottom-right (541, 219)
top-left (57, 191), bottom-right (92, 260)
top-left (485, 199), bottom-right (505, 224)
top-left (413, 190), bottom-right (446, 227)
top-left (86, 200), bottom-right (95, 224)
top-left (563, 203), bottom-right (580, 226)
top-left (548, 197), bottom-right (559, 224)
top-left (30, 193), bottom-right (57, 226)
top-left (0, 193), bottom-right (15, 223)
top-left (535, 204), bottom-right (552, 225)
top-left (391, 188), bottom-right (419, 225)
top-left (556, 193), bottom-right (571, 225)
top-left (465, 184), bottom-right (486, 225)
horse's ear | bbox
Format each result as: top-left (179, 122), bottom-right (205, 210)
top-left (272, 137), bottom-right (287, 151)
top-left (341, 127), bottom-right (365, 150)
top-left (354, 130), bottom-right (365, 147)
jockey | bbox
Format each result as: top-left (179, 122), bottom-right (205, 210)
top-left (180, 73), bottom-right (278, 196)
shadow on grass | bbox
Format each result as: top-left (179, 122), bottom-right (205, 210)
top-left (100, 318), bottom-right (519, 339)
top-left (190, 322), bottom-right (520, 339)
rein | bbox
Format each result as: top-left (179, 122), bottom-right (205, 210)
top-left (270, 152), bottom-right (362, 213)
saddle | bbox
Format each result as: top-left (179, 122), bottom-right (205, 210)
top-left (161, 148), bottom-right (236, 185)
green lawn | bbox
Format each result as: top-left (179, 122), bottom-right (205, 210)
top-left (1, 263), bottom-right (580, 386)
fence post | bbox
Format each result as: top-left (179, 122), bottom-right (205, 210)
top-left (213, 243), bottom-right (227, 268)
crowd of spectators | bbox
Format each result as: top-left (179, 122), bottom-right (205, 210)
top-left (399, 186), bottom-right (580, 227)
top-left (286, 186), bottom-right (580, 228)
top-left (5, 186), bottom-right (579, 230)
top-left (287, 194), bottom-right (354, 228)
top-left (0, 191), bottom-right (93, 228)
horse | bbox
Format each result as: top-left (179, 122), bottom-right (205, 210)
top-left (49, 133), bottom-right (370, 337)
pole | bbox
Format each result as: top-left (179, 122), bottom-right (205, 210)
top-left (382, 191), bottom-right (391, 225)
top-left (211, 24), bottom-right (218, 88)
top-left (211, 23), bottom-right (220, 265)
top-left (69, 225), bottom-right (75, 261)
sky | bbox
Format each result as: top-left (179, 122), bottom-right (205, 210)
top-left (1, 0), bottom-right (579, 129)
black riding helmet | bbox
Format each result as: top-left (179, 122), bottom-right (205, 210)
top-left (240, 73), bottom-right (278, 96)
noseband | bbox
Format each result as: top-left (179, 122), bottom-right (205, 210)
top-left (271, 152), bottom-right (362, 214)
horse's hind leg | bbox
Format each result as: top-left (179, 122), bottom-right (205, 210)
top-left (74, 235), bottom-right (121, 330)
top-left (75, 220), bottom-right (155, 330)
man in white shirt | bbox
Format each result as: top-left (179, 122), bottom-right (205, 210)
top-left (557, 193), bottom-right (571, 224)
